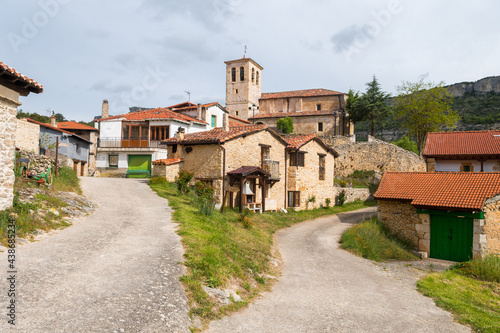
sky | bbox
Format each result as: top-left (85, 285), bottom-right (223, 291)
top-left (2, 0), bottom-right (500, 122)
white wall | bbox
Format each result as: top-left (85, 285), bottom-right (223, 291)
top-left (206, 105), bottom-right (227, 128)
top-left (435, 159), bottom-right (500, 172)
top-left (99, 119), bottom-right (122, 138)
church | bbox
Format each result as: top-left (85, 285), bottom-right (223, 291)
top-left (224, 57), bottom-right (353, 137)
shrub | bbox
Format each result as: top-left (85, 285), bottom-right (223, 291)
top-left (238, 209), bottom-right (253, 229)
top-left (325, 198), bottom-right (331, 208)
top-left (148, 176), bottom-right (168, 186)
top-left (450, 254), bottom-right (500, 283)
top-left (175, 170), bottom-right (193, 195)
top-left (193, 181), bottom-right (215, 216)
top-left (276, 117), bottom-right (294, 134)
top-left (307, 195), bottom-right (316, 203)
top-left (391, 136), bottom-right (418, 155)
top-left (336, 190), bottom-right (346, 206)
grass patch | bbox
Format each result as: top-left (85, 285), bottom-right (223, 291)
top-left (339, 217), bottom-right (417, 261)
top-left (149, 178), bottom-right (376, 326)
top-left (451, 255), bottom-right (500, 283)
top-left (52, 166), bottom-right (81, 193)
top-left (418, 267), bottom-right (500, 332)
top-left (335, 169), bottom-right (380, 193)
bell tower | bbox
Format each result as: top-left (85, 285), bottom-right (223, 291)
top-left (224, 57), bottom-right (263, 120)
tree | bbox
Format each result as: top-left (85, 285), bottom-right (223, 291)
top-left (347, 76), bottom-right (392, 137)
top-left (394, 80), bottom-right (460, 156)
top-left (276, 116), bottom-right (294, 134)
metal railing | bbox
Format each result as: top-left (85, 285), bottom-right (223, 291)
top-left (263, 160), bottom-right (280, 180)
top-left (97, 138), bottom-right (164, 148)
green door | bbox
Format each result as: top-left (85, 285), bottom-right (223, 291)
top-left (430, 214), bottom-right (473, 262)
top-left (128, 155), bottom-right (151, 177)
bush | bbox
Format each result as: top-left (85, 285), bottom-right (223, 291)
top-left (336, 190), bottom-right (346, 206)
top-left (175, 170), bottom-right (193, 195)
top-left (325, 198), bottom-right (331, 208)
top-left (450, 254), bottom-right (500, 283)
top-left (193, 181), bottom-right (215, 216)
top-left (148, 176), bottom-right (168, 186)
top-left (276, 117), bottom-right (294, 134)
top-left (238, 209), bottom-right (253, 229)
top-left (391, 136), bottom-right (418, 155)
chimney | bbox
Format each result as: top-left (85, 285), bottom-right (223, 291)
top-left (176, 127), bottom-right (185, 141)
top-left (197, 103), bottom-right (202, 120)
top-left (50, 114), bottom-right (57, 127)
top-left (223, 113), bottom-right (229, 132)
top-left (102, 99), bottom-right (109, 119)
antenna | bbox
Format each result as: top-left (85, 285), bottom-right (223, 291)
top-left (185, 91), bottom-right (191, 102)
top-left (243, 45), bottom-right (247, 58)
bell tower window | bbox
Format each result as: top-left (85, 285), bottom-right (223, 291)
top-left (231, 68), bottom-right (236, 82)
top-left (240, 67), bottom-right (245, 81)
top-left (252, 68), bottom-right (255, 82)
top-left (256, 71), bottom-right (260, 85)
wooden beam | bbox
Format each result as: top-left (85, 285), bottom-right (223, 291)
top-left (239, 177), bottom-right (245, 213)
top-left (262, 177), bottom-right (266, 213)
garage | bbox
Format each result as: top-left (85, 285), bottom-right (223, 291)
top-left (429, 212), bottom-right (473, 262)
top-left (127, 155), bottom-right (151, 177)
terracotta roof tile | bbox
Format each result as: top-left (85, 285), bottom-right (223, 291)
top-left (170, 102), bottom-right (226, 112)
top-left (27, 118), bottom-right (92, 143)
top-left (96, 107), bottom-right (207, 124)
top-left (57, 121), bottom-right (98, 131)
top-left (228, 115), bottom-right (251, 124)
top-left (227, 166), bottom-right (270, 177)
top-left (283, 134), bottom-right (317, 149)
top-left (0, 62), bottom-right (43, 93)
top-left (249, 109), bottom-right (341, 119)
top-left (164, 124), bottom-right (269, 145)
top-left (423, 130), bottom-right (500, 157)
top-left (260, 88), bottom-right (344, 100)
top-left (374, 172), bottom-right (500, 210)
top-left (152, 158), bottom-right (184, 166)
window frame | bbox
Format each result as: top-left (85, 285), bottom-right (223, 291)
top-left (288, 191), bottom-right (300, 207)
top-left (318, 154), bottom-right (326, 180)
top-left (211, 115), bottom-right (217, 127)
top-left (240, 66), bottom-right (245, 81)
top-left (109, 154), bottom-right (119, 168)
top-left (461, 163), bottom-right (474, 172)
top-left (318, 122), bottom-right (323, 132)
top-left (290, 151), bottom-right (305, 167)
top-left (316, 104), bottom-right (321, 111)
top-left (231, 67), bottom-right (236, 82)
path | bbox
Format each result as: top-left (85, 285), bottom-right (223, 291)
top-left (207, 207), bottom-right (470, 333)
top-left (0, 178), bottom-right (190, 333)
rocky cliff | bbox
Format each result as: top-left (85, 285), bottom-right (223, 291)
top-left (446, 76), bottom-right (500, 97)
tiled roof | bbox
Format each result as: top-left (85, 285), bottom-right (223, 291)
top-left (170, 102), bottom-right (226, 112)
top-left (227, 166), bottom-right (270, 177)
top-left (423, 130), bottom-right (500, 157)
top-left (374, 172), bottom-right (500, 210)
top-left (0, 62), bottom-right (43, 94)
top-left (96, 107), bottom-right (207, 124)
top-left (57, 121), bottom-right (98, 131)
top-left (249, 109), bottom-right (341, 119)
top-left (282, 133), bottom-right (339, 157)
top-left (27, 119), bottom-right (92, 143)
top-left (260, 88), bottom-right (344, 100)
top-left (152, 158), bottom-right (184, 166)
top-left (164, 124), bottom-right (269, 145)
top-left (228, 115), bottom-right (251, 124)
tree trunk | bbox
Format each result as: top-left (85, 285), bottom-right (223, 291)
top-left (371, 117), bottom-right (375, 137)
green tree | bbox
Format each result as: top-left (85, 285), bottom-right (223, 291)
top-left (391, 136), bottom-right (418, 155)
top-left (347, 76), bottom-right (392, 137)
top-left (276, 116), bottom-right (294, 134)
top-left (394, 80), bottom-right (460, 156)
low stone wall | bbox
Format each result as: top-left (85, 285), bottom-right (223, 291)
top-left (483, 195), bottom-right (500, 255)
top-left (15, 119), bottom-right (40, 152)
top-left (152, 162), bottom-right (182, 181)
top-left (0, 97), bottom-right (17, 210)
top-left (335, 187), bottom-right (371, 204)
top-left (18, 150), bottom-right (52, 175)
top-left (377, 200), bottom-right (424, 249)
top-left (334, 138), bottom-right (426, 177)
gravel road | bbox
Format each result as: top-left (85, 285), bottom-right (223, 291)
top-left (0, 178), bottom-right (190, 333)
top-left (207, 207), bottom-right (470, 333)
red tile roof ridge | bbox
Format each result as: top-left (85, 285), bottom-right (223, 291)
top-left (228, 115), bottom-right (251, 123)
top-left (57, 121), bottom-right (98, 131)
top-left (426, 130), bottom-right (500, 134)
top-left (27, 118), bottom-right (92, 143)
top-left (96, 107), bottom-right (208, 124)
top-left (260, 88), bottom-right (344, 100)
top-left (250, 109), bottom-right (341, 119)
top-left (152, 158), bottom-right (184, 165)
top-left (0, 62), bottom-right (43, 93)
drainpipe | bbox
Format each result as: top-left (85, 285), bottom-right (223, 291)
top-left (219, 142), bottom-right (226, 205)
top-left (284, 148), bottom-right (287, 209)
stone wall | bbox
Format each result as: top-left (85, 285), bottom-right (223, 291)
top-left (335, 138), bottom-right (426, 177)
top-left (287, 140), bottom-right (335, 210)
top-left (18, 150), bottom-right (52, 175)
top-left (483, 195), bottom-right (500, 255)
top-left (152, 162), bottom-right (183, 181)
top-left (335, 187), bottom-right (371, 204)
top-left (15, 118), bottom-right (40, 152)
top-left (377, 200), bottom-right (423, 248)
top-left (0, 94), bottom-right (19, 210)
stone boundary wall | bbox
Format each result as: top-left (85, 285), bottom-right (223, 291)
top-left (152, 162), bottom-right (182, 181)
top-left (334, 138), bottom-right (426, 177)
top-left (335, 187), bottom-right (371, 204)
top-left (15, 118), bottom-right (40, 152)
top-left (0, 96), bottom-right (18, 210)
top-left (483, 195), bottom-right (500, 256)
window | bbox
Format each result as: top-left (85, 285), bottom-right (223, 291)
top-left (172, 145), bottom-right (177, 153)
top-left (109, 154), bottom-right (119, 168)
top-left (318, 122), bottom-right (323, 132)
top-left (150, 126), bottom-right (170, 141)
top-left (240, 66), bottom-right (245, 81)
top-left (261, 145), bottom-right (271, 168)
top-left (211, 115), bottom-right (217, 127)
top-left (236, 111), bottom-right (239, 116)
top-left (288, 191), bottom-right (300, 207)
top-left (252, 68), bottom-right (255, 82)
top-left (235, 89), bottom-right (239, 94)
top-left (256, 71), bottom-right (259, 85)
top-left (231, 67), bottom-right (236, 82)
top-left (461, 163), bottom-right (473, 172)
top-left (290, 152), bottom-right (305, 167)
top-left (317, 104), bottom-right (321, 111)
top-left (319, 155), bottom-right (326, 180)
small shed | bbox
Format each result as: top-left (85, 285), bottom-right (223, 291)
top-left (374, 172), bottom-right (500, 261)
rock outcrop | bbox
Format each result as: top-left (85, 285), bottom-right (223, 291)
top-left (446, 76), bottom-right (500, 97)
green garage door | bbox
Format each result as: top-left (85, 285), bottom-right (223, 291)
top-left (128, 155), bottom-right (151, 176)
top-left (430, 214), bottom-right (473, 262)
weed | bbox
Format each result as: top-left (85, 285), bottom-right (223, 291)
top-left (336, 190), bottom-right (346, 206)
top-left (325, 198), bottom-right (331, 208)
top-left (176, 170), bottom-right (193, 195)
top-left (450, 254), bottom-right (500, 283)
top-left (52, 166), bottom-right (81, 193)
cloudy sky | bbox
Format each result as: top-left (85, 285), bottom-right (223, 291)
top-left (2, 0), bottom-right (500, 122)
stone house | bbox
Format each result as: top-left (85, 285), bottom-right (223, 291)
top-left (0, 62), bottom-right (43, 210)
top-left (423, 130), bottom-right (500, 172)
top-left (16, 118), bottom-right (40, 153)
top-left (158, 119), bottom-right (338, 212)
top-left (27, 118), bottom-right (91, 176)
top-left (57, 121), bottom-right (99, 175)
top-left (94, 101), bottom-right (226, 176)
top-left (374, 172), bottom-right (500, 261)
top-left (224, 57), bottom-right (353, 136)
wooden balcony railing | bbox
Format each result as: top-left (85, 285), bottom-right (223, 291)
top-left (97, 138), bottom-right (164, 148)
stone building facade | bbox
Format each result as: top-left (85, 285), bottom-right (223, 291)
top-left (15, 118), bottom-right (40, 152)
top-left (0, 62), bottom-right (43, 210)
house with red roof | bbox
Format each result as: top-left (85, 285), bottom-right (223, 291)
top-left (157, 123), bottom-right (338, 212)
top-left (57, 121), bottom-right (99, 175)
top-left (0, 62), bottom-right (43, 210)
top-left (224, 57), bottom-right (353, 137)
top-left (94, 100), bottom-right (228, 176)
top-left (374, 172), bottom-right (500, 261)
top-left (423, 130), bottom-right (500, 172)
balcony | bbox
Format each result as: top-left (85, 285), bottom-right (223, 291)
top-left (263, 159), bottom-right (280, 180)
top-left (97, 138), bottom-right (165, 149)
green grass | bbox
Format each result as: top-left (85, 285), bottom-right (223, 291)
top-left (149, 179), bottom-right (376, 325)
top-left (418, 268), bottom-right (500, 332)
top-left (339, 217), bottom-right (417, 261)
top-left (451, 255), bottom-right (500, 283)
top-left (52, 166), bottom-right (81, 193)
